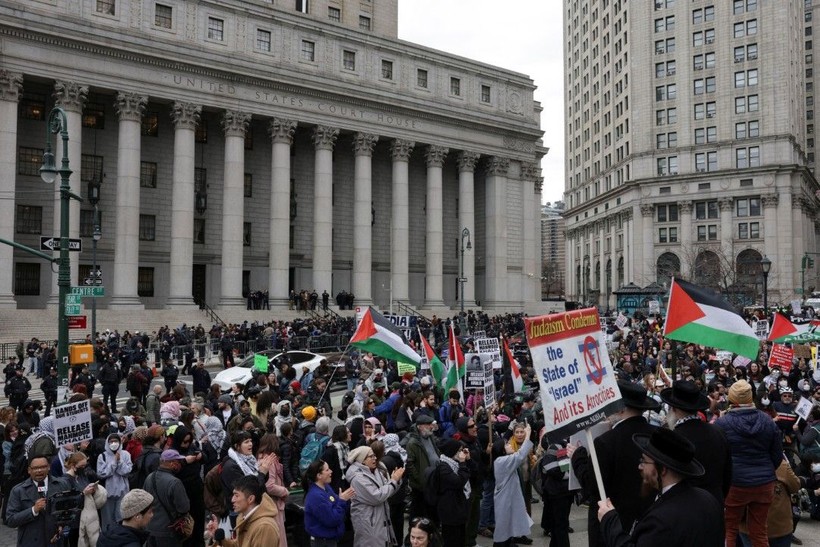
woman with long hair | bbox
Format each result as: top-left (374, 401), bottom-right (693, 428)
top-left (322, 425), bottom-right (352, 492)
top-left (257, 433), bottom-right (289, 547)
top-left (64, 451), bottom-right (107, 547)
top-left (171, 426), bottom-right (206, 547)
top-left (303, 460), bottom-right (355, 547)
top-left (407, 517), bottom-right (442, 547)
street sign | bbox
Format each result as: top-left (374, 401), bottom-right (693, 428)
top-left (64, 304), bottom-right (81, 315)
top-left (65, 294), bottom-right (81, 305)
top-left (67, 315), bottom-right (87, 329)
top-left (458, 277), bottom-right (468, 282)
top-left (83, 278), bottom-right (103, 286)
top-left (40, 237), bottom-right (82, 252)
top-left (70, 286), bottom-right (104, 297)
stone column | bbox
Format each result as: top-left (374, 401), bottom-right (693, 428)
top-left (791, 197), bottom-right (806, 295)
top-left (457, 151), bottom-right (479, 308)
top-left (520, 162), bottom-right (538, 306)
top-left (352, 132), bottom-right (379, 306)
top-left (718, 197), bottom-right (734, 264)
top-left (48, 81), bottom-right (87, 305)
top-left (625, 210), bottom-right (634, 284)
top-left (219, 110), bottom-right (252, 308)
top-left (598, 221), bottom-right (606, 307)
top-left (268, 118), bottom-right (297, 307)
top-left (312, 126), bottom-right (339, 295)
top-left (640, 204), bottom-right (655, 284)
top-left (0, 70), bottom-right (22, 309)
top-left (0, 72), bottom-right (22, 308)
top-left (776, 192), bottom-right (794, 294)
top-left (166, 102), bottom-right (201, 308)
top-left (566, 229), bottom-right (574, 300)
top-left (109, 91), bottom-right (146, 309)
top-left (533, 175), bottom-right (544, 303)
top-left (678, 201), bottom-right (693, 276)
top-left (484, 157), bottom-right (509, 309)
top-left (424, 145), bottom-right (449, 308)
top-left (390, 139), bottom-right (414, 302)
top-left (762, 194), bottom-right (778, 256)
top-left (609, 218), bottom-right (618, 307)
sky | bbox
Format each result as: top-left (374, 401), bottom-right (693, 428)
top-left (398, 0), bottom-right (565, 205)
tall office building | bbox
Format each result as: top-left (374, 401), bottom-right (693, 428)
top-left (563, 0), bottom-right (819, 309)
top-left (541, 201), bottom-right (566, 298)
top-left (0, 0), bottom-right (545, 311)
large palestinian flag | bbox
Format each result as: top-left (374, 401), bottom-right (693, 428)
top-left (663, 278), bottom-right (760, 359)
top-left (350, 307), bottom-right (422, 365)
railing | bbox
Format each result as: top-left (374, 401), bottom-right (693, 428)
top-left (323, 307), bottom-right (343, 321)
top-left (395, 301), bottom-right (431, 323)
top-left (195, 298), bottom-right (225, 327)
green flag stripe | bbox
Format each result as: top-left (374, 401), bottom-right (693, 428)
top-left (352, 338), bottom-right (420, 365)
top-left (666, 322), bottom-right (759, 359)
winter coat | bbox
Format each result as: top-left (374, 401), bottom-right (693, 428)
top-left (344, 462), bottom-right (400, 547)
top-left (304, 483), bottom-right (348, 540)
top-left (264, 460), bottom-right (289, 547)
top-left (96, 523), bottom-right (150, 547)
top-left (7, 476), bottom-right (76, 547)
top-left (716, 407), bottom-right (783, 487)
top-left (405, 428), bottom-right (440, 492)
top-left (220, 493), bottom-right (281, 547)
top-left (78, 483), bottom-right (108, 547)
top-left (145, 392), bottom-right (161, 424)
top-left (143, 468), bottom-right (191, 538)
top-left (434, 459), bottom-right (470, 526)
top-left (493, 438), bottom-right (534, 543)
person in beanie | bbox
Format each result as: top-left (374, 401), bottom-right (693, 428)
top-left (344, 445), bottom-right (404, 547)
top-left (433, 439), bottom-right (472, 547)
top-left (597, 428), bottom-right (723, 546)
top-left (143, 450), bottom-right (191, 547)
top-left (97, 489), bottom-right (154, 547)
top-left (716, 379), bottom-right (783, 547)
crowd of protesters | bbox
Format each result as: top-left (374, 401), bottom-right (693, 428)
top-left (0, 307), bottom-right (819, 547)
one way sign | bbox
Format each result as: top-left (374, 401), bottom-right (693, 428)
top-left (40, 237), bottom-right (82, 252)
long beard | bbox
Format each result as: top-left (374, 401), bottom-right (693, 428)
top-left (640, 475), bottom-right (660, 498)
top-left (665, 411), bottom-right (678, 430)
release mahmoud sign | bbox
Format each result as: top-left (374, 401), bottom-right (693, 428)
top-left (525, 308), bottom-right (623, 442)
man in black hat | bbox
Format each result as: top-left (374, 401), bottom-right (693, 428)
top-left (568, 380), bottom-right (658, 547)
top-left (405, 413), bottom-right (441, 533)
top-left (660, 380), bottom-right (732, 507)
top-left (597, 428), bottom-right (723, 546)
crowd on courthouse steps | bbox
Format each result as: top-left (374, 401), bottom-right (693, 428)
top-left (0, 309), bottom-right (819, 546)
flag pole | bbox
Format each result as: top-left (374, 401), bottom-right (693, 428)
top-left (585, 428), bottom-right (608, 501)
top-left (317, 338), bottom-right (354, 408)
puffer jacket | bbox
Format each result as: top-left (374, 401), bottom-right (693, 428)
top-left (344, 462), bottom-right (399, 547)
top-left (716, 407), bottom-right (782, 487)
top-left (78, 484), bottom-right (107, 547)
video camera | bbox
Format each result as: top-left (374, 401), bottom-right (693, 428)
top-left (49, 490), bottom-right (83, 526)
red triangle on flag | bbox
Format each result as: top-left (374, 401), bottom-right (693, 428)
top-left (664, 279), bottom-right (706, 334)
top-left (350, 308), bottom-right (378, 343)
top-left (767, 313), bottom-right (798, 341)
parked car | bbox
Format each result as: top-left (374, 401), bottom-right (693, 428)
top-left (210, 350), bottom-right (330, 391)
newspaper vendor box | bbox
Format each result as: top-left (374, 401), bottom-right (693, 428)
top-left (69, 344), bottom-right (94, 365)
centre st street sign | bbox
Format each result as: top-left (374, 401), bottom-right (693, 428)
top-left (70, 286), bottom-right (105, 297)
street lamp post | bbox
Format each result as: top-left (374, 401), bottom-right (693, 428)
top-left (87, 178), bottom-right (101, 350)
top-left (39, 107), bottom-right (82, 389)
top-left (459, 227), bottom-right (472, 314)
top-left (761, 255), bottom-right (772, 313)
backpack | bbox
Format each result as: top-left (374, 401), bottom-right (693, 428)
top-left (128, 452), bottom-right (148, 490)
top-left (203, 460), bottom-right (227, 517)
top-left (298, 433), bottom-right (329, 475)
top-left (423, 464), bottom-right (441, 507)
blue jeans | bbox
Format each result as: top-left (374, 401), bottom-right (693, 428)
top-left (479, 476), bottom-right (495, 528)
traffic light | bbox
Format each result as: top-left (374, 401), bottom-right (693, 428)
top-left (803, 255), bottom-right (814, 270)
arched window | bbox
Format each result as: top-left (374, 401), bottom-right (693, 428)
top-left (694, 250), bottom-right (722, 289)
top-left (656, 252), bottom-right (681, 285)
top-left (595, 261), bottom-right (601, 290)
top-left (606, 259), bottom-right (613, 295)
top-left (736, 249), bottom-right (762, 288)
top-left (618, 257), bottom-right (624, 287)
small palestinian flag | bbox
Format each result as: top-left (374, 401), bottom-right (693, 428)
top-left (350, 307), bottom-right (422, 365)
top-left (663, 278), bottom-right (760, 359)
top-left (445, 322), bottom-right (465, 394)
top-left (767, 313), bottom-right (820, 343)
top-left (503, 336), bottom-right (524, 394)
top-left (418, 327), bottom-right (446, 386)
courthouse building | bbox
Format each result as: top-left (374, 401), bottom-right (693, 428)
top-left (0, 0), bottom-right (545, 312)
top-left (563, 0), bottom-right (820, 309)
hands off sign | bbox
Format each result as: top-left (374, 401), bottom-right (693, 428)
top-left (54, 400), bottom-right (93, 448)
top-left (525, 308), bottom-right (623, 442)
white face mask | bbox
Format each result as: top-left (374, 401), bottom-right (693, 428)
top-left (771, 370), bottom-right (781, 379)
top-left (812, 463), bottom-right (820, 474)
top-left (108, 442), bottom-right (120, 452)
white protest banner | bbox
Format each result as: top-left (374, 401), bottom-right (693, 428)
top-left (475, 338), bottom-right (502, 369)
top-left (716, 351), bottom-right (733, 363)
top-left (733, 355), bottom-right (752, 368)
top-left (472, 330), bottom-right (486, 339)
top-left (54, 400), bottom-right (93, 448)
top-left (648, 300), bottom-right (660, 315)
top-left (483, 357), bottom-right (495, 408)
top-left (524, 309), bottom-right (623, 443)
top-left (792, 300), bottom-right (803, 316)
top-left (615, 313), bottom-right (628, 329)
top-left (795, 396), bottom-right (814, 421)
top-left (464, 353), bottom-right (486, 389)
top-left (754, 319), bottom-right (769, 340)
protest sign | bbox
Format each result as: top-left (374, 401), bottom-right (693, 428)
top-left (768, 344), bottom-right (794, 373)
top-left (732, 355), bottom-right (751, 368)
top-left (813, 346), bottom-right (818, 370)
top-left (794, 345), bottom-right (813, 360)
top-left (615, 314), bottom-right (628, 329)
top-left (253, 353), bottom-right (268, 372)
top-left (795, 396), bottom-right (815, 421)
top-left (716, 351), bottom-right (733, 363)
top-left (648, 300), bottom-right (660, 315)
top-left (419, 357), bottom-right (429, 370)
top-left (483, 360), bottom-right (495, 408)
top-left (524, 309), bottom-right (623, 443)
top-left (472, 330), bottom-right (486, 339)
top-left (475, 338), bottom-right (502, 369)
top-left (397, 362), bottom-right (417, 376)
top-left (54, 400), bottom-right (93, 448)
top-left (754, 319), bottom-right (769, 340)
top-left (465, 353), bottom-right (486, 389)
top-left (792, 300), bottom-right (803, 316)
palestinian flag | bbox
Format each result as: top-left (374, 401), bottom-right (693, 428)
top-left (350, 307), bottom-right (421, 365)
top-left (503, 336), bottom-right (524, 393)
top-left (445, 322), bottom-right (465, 394)
top-left (418, 327), bottom-right (446, 386)
top-left (767, 313), bottom-right (820, 343)
top-left (663, 278), bottom-right (759, 359)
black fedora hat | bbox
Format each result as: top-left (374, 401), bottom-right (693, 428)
top-left (633, 428), bottom-right (705, 478)
top-left (659, 380), bottom-right (709, 412)
top-left (618, 380), bottom-right (661, 412)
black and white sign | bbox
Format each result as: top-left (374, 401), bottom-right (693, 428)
top-left (475, 338), bottom-right (502, 369)
top-left (40, 236), bottom-right (82, 252)
top-left (465, 353), bottom-right (486, 389)
top-left (54, 400), bottom-right (93, 448)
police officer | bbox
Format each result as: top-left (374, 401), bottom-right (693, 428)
top-left (4, 366), bottom-right (31, 411)
top-left (40, 367), bottom-right (59, 417)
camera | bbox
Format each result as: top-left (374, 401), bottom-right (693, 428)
top-left (50, 490), bottom-right (83, 526)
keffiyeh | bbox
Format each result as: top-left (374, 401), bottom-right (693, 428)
top-left (228, 447), bottom-right (258, 476)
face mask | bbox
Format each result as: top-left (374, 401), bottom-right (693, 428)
top-left (771, 370), bottom-right (781, 379)
top-left (109, 442), bottom-right (120, 452)
top-left (812, 463), bottom-right (820, 473)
